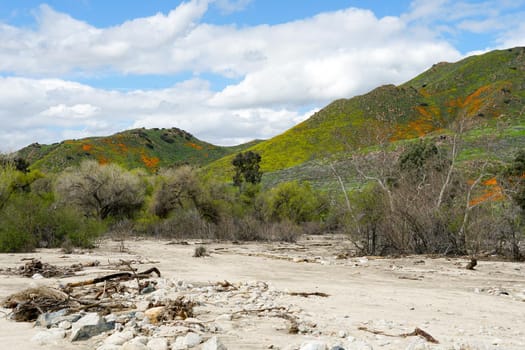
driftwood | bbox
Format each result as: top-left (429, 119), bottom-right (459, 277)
top-left (358, 326), bottom-right (439, 344)
top-left (289, 292), bottom-right (329, 298)
top-left (65, 267), bottom-right (161, 289)
top-left (1, 258), bottom-right (85, 278)
top-left (466, 258), bottom-right (477, 270)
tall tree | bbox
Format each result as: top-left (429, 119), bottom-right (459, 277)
top-left (232, 151), bottom-right (262, 189)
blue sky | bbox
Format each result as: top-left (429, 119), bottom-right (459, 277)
top-left (0, 0), bottom-right (524, 151)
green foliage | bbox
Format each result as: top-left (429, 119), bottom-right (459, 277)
top-left (262, 181), bottom-right (326, 224)
top-left (398, 140), bottom-right (448, 181)
top-left (503, 149), bottom-right (525, 211)
top-left (232, 151), bottom-right (262, 188)
top-left (0, 194), bottom-right (105, 252)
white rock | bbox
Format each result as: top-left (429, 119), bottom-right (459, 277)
top-left (58, 320), bottom-right (72, 330)
top-left (300, 341), bottom-right (328, 350)
top-left (202, 336), bottom-right (228, 350)
top-left (32, 273), bottom-right (45, 279)
top-left (97, 345), bottom-right (122, 350)
top-left (148, 337), bottom-right (168, 350)
top-left (123, 337), bottom-right (149, 350)
top-left (338, 330), bottom-right (347, 338)
top-left (172, 336), bottom-right (185, 350)
top-left (70, 312), bottom-right (115, 341)
top-left (105, 330), bottom-right (135, 345)
top-left (184, 333), bottom-right (202, 348)
top-left (31, 329), bottom-right (66, 345)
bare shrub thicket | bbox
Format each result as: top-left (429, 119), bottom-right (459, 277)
top-left (56, 160), bottom-right (145, 220)
top-left (337, 137), bottom-right (523, 258)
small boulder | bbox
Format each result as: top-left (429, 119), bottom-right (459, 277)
top-left (31, 328), bottom-right (66, 345)
top-left (70, 312), bottom-right (115, 341)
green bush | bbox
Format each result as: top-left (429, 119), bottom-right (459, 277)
top-left (262, 181), bottom-right (327, 224)
top-left (0, 194), bottom-right (105, 252)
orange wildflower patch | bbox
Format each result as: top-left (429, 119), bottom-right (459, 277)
top-left (98, 156), bottom-right (109, 165)
top-left (469, 177), bottom-right (504, 207)
top-left (186, 142), bottom-right (203, 150)
top-left (117, 143), bottom-right (128, 153)
top-left (82, 144), bottom-right (93, 152)
top-left (141, 154), bottom-right (160, 169)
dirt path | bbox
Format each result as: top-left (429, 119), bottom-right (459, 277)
top-left (1, 236), bottom-right (524, 349)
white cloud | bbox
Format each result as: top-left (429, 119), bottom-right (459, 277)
top-left (1, 0), bottom-right (523, 152)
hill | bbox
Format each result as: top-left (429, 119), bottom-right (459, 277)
top-left (16, 127), bottom-right (259, 172)
top-left (207, 47), bottom-right (525, 180)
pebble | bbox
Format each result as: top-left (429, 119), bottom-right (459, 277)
top-left (105, 330), bottom-right (135, 345)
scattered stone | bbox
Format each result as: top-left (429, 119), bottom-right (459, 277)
top-left (147, 337), bottom-right (169, 350)
top-left (70, 312), bottom-right (115, 341)
top-left (31, 328), bottom-right (66, 345)
top-left (105, 330), bottom-right (135, 345)
top-left (300, 341), bottom-right (328, 350)
top-left (331, 346), bottom-right (346, 350)
top-left (35, 308), bottom-right (68, 328)
top-left (145, 307), bottom-right (165, 325)
top-left (202, 336), bottom-right (228, 350)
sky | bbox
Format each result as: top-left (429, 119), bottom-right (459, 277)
top-left (1, 0), bottom-right (525, 152)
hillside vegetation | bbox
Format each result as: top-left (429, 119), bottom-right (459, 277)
top-left (208, 47), bottom-right (525, 177)
top-left (16, 127), bottom-right (258, 172)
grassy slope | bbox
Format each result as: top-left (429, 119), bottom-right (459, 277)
top-left (207, 47), bottom-right (525, 182)
top-left (16, 128), bottom-right (259, 172)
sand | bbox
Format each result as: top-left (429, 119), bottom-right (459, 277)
top-left (0, 235), bottom-right (524, 349)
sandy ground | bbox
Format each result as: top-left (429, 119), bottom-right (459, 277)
top-left (0, 235), bottom-right (524, 350)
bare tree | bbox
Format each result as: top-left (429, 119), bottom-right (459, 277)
top-left (56, 160), bottom-right (145, 219)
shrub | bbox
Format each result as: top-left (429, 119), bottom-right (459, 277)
top-left (56, 160), bottom-right (145, 220)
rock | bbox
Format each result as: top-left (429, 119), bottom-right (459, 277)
top-left (147, 337), bottom-right (169, 350)
top-left (123, 337), bottom-right (149, 350)
top-left (105, 330), bottom-right (135, 345)
top-left (31, 328), bottom-right (66, 345)
top-left (183, 333), bottom-right (202, 348)
top-left (145, 306), bottom-right (165, 325)
top-left (70, 312), bottom-right (115, 341)
top-left (300, 341), bottom-right (328, 350)
top-left (35, 308), bottom-right (68, 328)
top-left (331, 346), bottom-right (346, 350)
top-left (97, 345), bottom-right (122, 350)
top-left (338, 330), bottom-right (347, 338)
top-left (202, 336), bottom-right (228, 350)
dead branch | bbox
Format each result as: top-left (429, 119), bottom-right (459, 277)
top-left (65, 267), bottom-right (161, 289)
top-left (288, 292), bottom-right (329, 298)
top-left (358, 326), bottom-right (439, 344)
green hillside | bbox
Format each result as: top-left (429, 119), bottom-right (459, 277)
top-left (16, 127), bottom-right (258, 172)
top-left (208, 47), bottom-right (525, 178)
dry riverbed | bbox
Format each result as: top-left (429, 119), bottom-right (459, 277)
top-left (0, 235), bottom-right (524, 350)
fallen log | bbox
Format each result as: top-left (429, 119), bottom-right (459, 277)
top-left (65, 267), bottom-right (161, 289)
